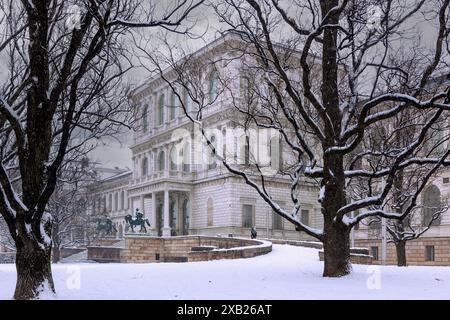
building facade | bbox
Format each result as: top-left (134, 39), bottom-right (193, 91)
top-left (89, 34), bottom-right (323, 241)
top-left (88, 34), bottom-right (450, 266)
top-left (353, 173), bottom-right (450, 266)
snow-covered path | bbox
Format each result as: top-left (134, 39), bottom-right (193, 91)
top-left (1, 244), bottom-right (449, 300)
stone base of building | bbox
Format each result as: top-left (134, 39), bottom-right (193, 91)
top-left (318, 250), bottom-right (373, 265)
top-left (87, 235), bottom-right (272, 263)
top-left (355, 237), bottom-right (450, 266)
top-left (188, 226), bottom-right (318, 242)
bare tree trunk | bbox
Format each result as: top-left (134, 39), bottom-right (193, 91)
top-left (14, 239), bottom-right (55, 300)
top-left (52, 246), bottom-right (61, 264)
top-left (323, 226), bottom-right (351, 277)
top-left (395, 241), bottom-right (407, 267)
top-left (321, 151), bottom-right (351, 276)
top-left (318, 0), bottom-right (351, 277)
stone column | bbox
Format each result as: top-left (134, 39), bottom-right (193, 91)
top-left (151, 192), bottom-right (157, 236)
top-left (162, 189), bottom-right (171, 236)
top-left (140, 194), bottom-right (145, 216)
top-left (165, 144), bottom-right (170, 177)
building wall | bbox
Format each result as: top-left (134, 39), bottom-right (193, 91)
top-left (355, 237), bottom-right (450, 266)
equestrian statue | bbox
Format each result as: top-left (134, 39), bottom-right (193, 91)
top-left (125, 208), bottom-right (151, 233)
top-left (95, 215), bottom-right (117, 237)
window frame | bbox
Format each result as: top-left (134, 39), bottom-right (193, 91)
top-left (425, 245), bottom-right (435, 261)
top-left (242, 204), bottom-right (255, 228)
top-left (158, 94), bottom-right (165, 125)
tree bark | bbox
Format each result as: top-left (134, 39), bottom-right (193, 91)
top-left (52, 246), bottom-right (61, 263)
top-left (318, 0), bottom-right (351, 277)
top-left (323, 219), bottom-right (351, 277)
top-left (395, 241), bottom-right (407, 267)
top-left (14, 238), bottom-right (55, 300)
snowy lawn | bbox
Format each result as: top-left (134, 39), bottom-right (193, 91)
top-left (1, 244), bottom-right (449, 300)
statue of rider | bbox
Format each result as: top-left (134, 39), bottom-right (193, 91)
top-left (135, 208), bottom-right (144, 221)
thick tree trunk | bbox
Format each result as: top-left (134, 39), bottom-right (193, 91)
top-left (395, 241), bottom-right (407, 267)
top-left (318, 0), bottom-right (350, 277)
top-left (323, 222), bottom-right (351, 277)
top-left (14, 239), bottom-right (55, 300)
top-left (52, 246), bottom-right (61, 263)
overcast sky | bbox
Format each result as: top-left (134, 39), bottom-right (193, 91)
top-left (0, 1), bottom-right (442, 170)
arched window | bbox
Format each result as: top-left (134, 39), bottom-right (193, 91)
top-left (170, 146), bottom-right (177, 171)
top-left (182, 142), bottom-right (190, 172)
top-left (142, 105), bottom-right (148, 132)
top-left (158, 151), bottom-right (165, 171)
top-left (141, 157), bottom-right (148, 176)
top-left (170, 93), bottom-right (177, 120)
top-left (158, 94), bottom-right (165, 125)
top-left (209, 71), bottom-right (219, 103)
top-left (207, 197), bottom-right (214, 227)
top-left (208, 135), bottom-right (217, 170)
top-left (422, 185), bottom-right (442, 226)
top-left (114, 192), bottom-right (118, 212)
top-left (120, 191), bottom-right (125, 210)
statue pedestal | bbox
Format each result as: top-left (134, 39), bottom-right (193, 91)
top-left (162, 227), bottom-right (171, 237)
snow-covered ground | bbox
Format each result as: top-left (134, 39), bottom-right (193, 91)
top-left (1, 244), bottom-right (449, 300)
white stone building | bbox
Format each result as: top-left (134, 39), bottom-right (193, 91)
top-left (87, 34), bottom-right (450, 266)
top-left (89, 34), bottom-right (322, 240)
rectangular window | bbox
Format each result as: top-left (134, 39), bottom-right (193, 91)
top-left (242, 204), bottom-right (254, 228)
top-left (244, 136), bottom-right (250, 165)
top-left (443, 177), bottom-right (449, 184)
top-left (170, 94), bottom-right (176, 120)
top-left (183, 89), bottom-right (190, 113)
top-left (370, 247), bottom-right (379, 260)
top-left (272, 212), bottom-right (283, 230)
top-left (301, 210), bottom-right (309, 225)
top-left (425, 245), bottom-right (435, 261)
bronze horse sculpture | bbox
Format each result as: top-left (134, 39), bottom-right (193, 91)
top-left (95, 216), bottom-right (117, 237)
top-left (124, 214), bottom-right (151, 233)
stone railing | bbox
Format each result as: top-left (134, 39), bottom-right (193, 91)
top-left (0, 252), bottom-right (15, 264)
top-left (267, 238), bottom-right (323, 249)
top-left (88, 235), bottom-right (272, 263)
top-left (87, 246), bottom-right (122, 263)
top-left (318, 248), bottom-right (373, 265)
top-left (91, 237), bottom-right (122, 247)
top-left (265, 238), bottom-right (373, 265)
top-left (60, 248), bottom-right (86, 259)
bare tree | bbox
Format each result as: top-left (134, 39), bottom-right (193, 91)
top-left (140, 0), bottom-right (450, 277)
top-left (0, 0), bottom-right (203, 299)
top-left (48, 156), bottom-right (97, 263)
top-left (386, 170), bottom-right (449, 266)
